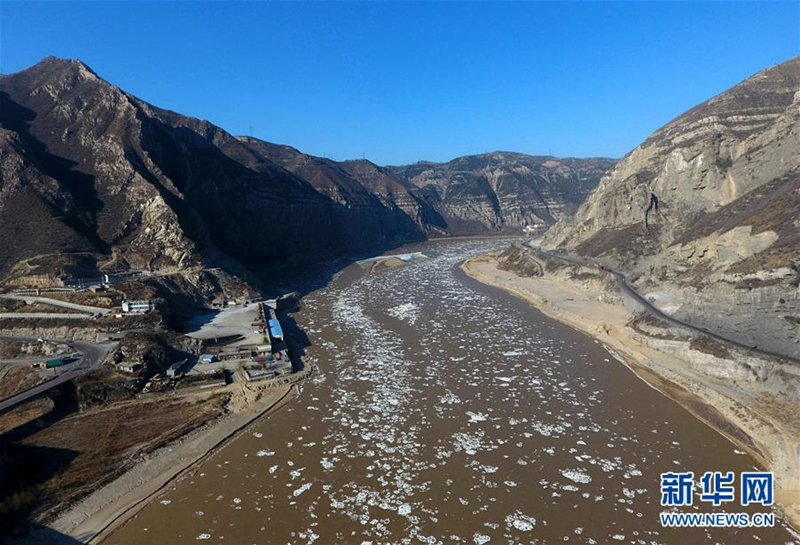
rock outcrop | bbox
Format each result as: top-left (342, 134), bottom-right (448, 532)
top-left (542, 56), bottom-right (800, 357)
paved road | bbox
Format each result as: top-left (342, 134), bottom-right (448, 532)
top-left (1, 293), bottom-right (110, 315)
top-left (0, 312), bottom-right (94, 320)
top-left (0, 336), bottom-right (112, 415)
top-left (0, 355), bottom-right (71, 365)
top-left (522, 242), bottom-right (800, 365)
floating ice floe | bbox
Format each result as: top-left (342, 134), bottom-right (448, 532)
top-left (320, 458), bottom-right (334, 470)
top-left (293, 483), bottom-right (312, 497)
top-left (560, 469), bottom-right (592, 484)
top-left (440, 391), bottom-right (462, 405)
top-left (466, 411), bottom-right (488, 423)
top-left (505, 511), bottom-right (536, 531)
top-left (452, 432), bottom-right (485, 455)
top-left (387, 302), bottom-right (420, 324)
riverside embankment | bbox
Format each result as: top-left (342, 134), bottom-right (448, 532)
top-left (45, 378), bottom-right (306, 543)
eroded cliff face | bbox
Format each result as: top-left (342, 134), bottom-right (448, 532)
top-left (542, 57), bottom-right (800, 357)
top-left (389, 153), bottom-right (615, 234)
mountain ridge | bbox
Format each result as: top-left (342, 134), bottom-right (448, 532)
top-left (388, 151), bottom-right (615, 232)
top-left (0, 56), bottom-right (613, 283)
top-left (541, 55), bottom-right (800, 357)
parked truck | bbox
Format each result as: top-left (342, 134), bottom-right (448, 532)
top-left (45, 358), bottom-right (66, 369)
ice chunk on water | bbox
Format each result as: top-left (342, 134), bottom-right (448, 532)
top-left (505, 511), bottom-right (536, 531)
top-left (387, 302), bottom-right (419, 324)
top-left (560, 469), bottom-right (592, 483)
top-left (293, 483), bottom-right (312, 497)
top-left (467, 411), bottom-right (488, 423)
top-left (440, 391), bottom-right (462, 405)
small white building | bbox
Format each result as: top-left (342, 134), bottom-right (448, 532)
top-left (523, 224), bottom-right (540, 235)
top-left (118, 362), bottom-right (143, 373)
top-left (122, 300), bottom-right (154, 314)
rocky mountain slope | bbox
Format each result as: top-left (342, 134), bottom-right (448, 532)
top-left (234, 138), bottom-right (449, 235)
top-left (0, 57), bottom-right (431, 283)
top-left (542, 56), bottom-right (800, 357)
top-left (0, 57), bottom-right (613, 284)
top-left (389, 153), bottom-right (615, 234)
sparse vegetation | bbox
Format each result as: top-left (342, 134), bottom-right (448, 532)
top-left (689, 335), bottom-right (732, 359)
top-left (1, 392), bottom-right (227, 532)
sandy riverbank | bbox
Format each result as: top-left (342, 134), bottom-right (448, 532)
top-left (40, 383), bottom-right (297, 543)
top-left (461, 253), bottom-right (800, 530)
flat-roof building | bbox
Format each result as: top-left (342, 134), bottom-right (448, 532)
top-left (122, 300), bottom-right (155, 314)
top-left (268, 319), bottom-right (284, 342)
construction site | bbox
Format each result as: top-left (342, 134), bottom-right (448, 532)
top-left (178, 299), bottom-right (297, 382)
top-left (0, 264), bottom-right (306, 417)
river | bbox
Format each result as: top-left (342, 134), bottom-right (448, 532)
top-left (110, 239), bottom-right (796, 544)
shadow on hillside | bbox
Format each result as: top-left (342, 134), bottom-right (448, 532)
top-left (0, 383), bottom-right (89, 537)
top-left (0, 91), bottom-right (106, 253)
top-left (0, 442), bottom-right (81, 538)
top-left (7, 523), bottom-right (83, 544)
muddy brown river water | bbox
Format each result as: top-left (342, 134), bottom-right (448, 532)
top-left (110, 239), bottom-right (796, 544)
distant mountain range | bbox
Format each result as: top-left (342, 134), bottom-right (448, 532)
top-left (0, 57), bottom-right (614, 283)
top-left (388, 153), bottom-right (614, 233)
top-left (543, 56), bottom-right (800, 356)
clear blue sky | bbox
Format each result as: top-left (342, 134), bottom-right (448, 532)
top-left (1, 2), bottom-right (797, 164)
